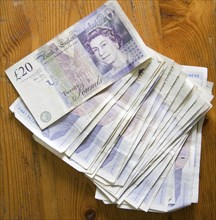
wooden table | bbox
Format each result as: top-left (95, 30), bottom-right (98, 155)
top-left (1, 1), bottom-right (215, 219)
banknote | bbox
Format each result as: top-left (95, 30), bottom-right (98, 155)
top-left (9, 97), bottom-right (95, 173)
top-left (5, 0), bottom-right (151, 129)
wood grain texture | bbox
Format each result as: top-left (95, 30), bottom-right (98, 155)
top-left (0, 0), bottom-right (215, 219)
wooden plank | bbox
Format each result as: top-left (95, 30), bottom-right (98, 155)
top-left (0, 0), bottom-right (215, 219)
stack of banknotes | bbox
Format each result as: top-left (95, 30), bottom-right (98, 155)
top-left (6, 1), bottom-right (214, 212)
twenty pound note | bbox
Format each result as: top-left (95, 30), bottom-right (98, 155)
top-left (5, 0), bottom-right (151, 129)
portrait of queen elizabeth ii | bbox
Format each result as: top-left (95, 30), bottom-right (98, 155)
top-left (84, 26), bottom-right (133, 75)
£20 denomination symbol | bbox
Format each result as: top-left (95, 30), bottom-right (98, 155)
top-left (14, 63), bottom-right (33, 81)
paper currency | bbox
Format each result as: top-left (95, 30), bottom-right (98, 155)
top-left (6, 0), bottom-right (214, 214)
top-left (6, 0), bottom-right (151, 129)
